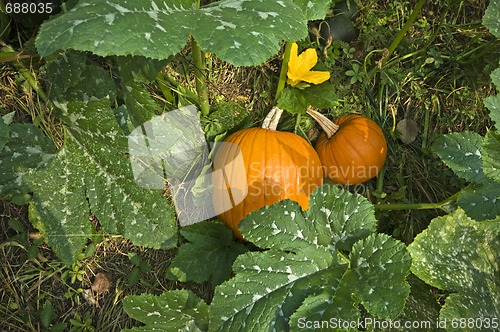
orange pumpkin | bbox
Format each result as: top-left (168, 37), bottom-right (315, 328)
top-left (212, 107), bottom-right (324, 239)
top-left (308, 108), bottom-right (387, 185)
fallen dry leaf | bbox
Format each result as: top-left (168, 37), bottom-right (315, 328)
top-left (91, 272), bottom-right (112, 294)
top-left (396, 118), bottom-right (419, 144)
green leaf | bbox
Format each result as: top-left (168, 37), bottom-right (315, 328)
top-left (27, 99), bottom-right (177, 265)
top-left (202, 101), bottom-right (251, 142)
top-left (166, 221), bottom-right (247, 286)
top-left (0, 116), bottom-right (11, 151)
top-left (484, 68), bottom-right (500, 130)
top-left (44, 51), bottom-right (116, 103)
top-left (123, 290), bottom-right (208, 332)
top-left (0, 123), bottom-right (56, 202)
top-left (210, 250), bottom-right (338, 332)
top-left (338, 233), bottom-right (411, 320)
top-left (380, 276), bottom-right (441, 331)
top-left (483, 0), bottom-right (500, 38)
top-left (39, 300), bottom-right (56, 328)
top-left (408, 209), bottom-right (500, 327)
top-left (481, 130), bottom-right (500, 183)
top-left (115, 56), bottom-right (167, 126)
top-left (291, 0), bottom-right (331, 21)
top-left (431, 131), bottom-right (487, 183)
top-left (36, 0), bottom-right (311, 66)
top-left (301, 83), bottom-right (339, 109)
top-left (277, 87), bottom-right (308, 115)
top-left (457, 182), bottom-right (500, 221)
top-left (210, 186), bottom-right (410, 331)
top-left (307, 185), bottom-right (378, 250)
top-left (27, 140), bottom-right (94, 266)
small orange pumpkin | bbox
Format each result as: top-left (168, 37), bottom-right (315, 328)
top-left (212, 107), bottom-right (324, 239)
top-left (308, 108), bottom-right (387, 185)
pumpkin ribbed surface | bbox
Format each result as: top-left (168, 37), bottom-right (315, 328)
top-left (212, 127), bottom-right (323, 239)
top-left (315, 114), bottom-right (387, 185)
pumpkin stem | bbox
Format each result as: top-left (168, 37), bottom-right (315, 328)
top-left (306, 107), bottom-right (339, 138)
top-left (262, 106), bottom-right (284, 131)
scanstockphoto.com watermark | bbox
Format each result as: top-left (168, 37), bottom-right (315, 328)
top-left (296, 317), bottom-right (500, 330)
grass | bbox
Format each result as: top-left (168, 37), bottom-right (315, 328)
top-left (1, 0), bottom-right (499, 330)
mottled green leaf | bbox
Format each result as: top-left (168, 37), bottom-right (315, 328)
top-left (431, 131), bottom-right (487, 183)
top-left (210, 186), bottom-right (409, 331)
top-left (27, 139), bottom-right (93, 265)
top-left (482, 130), bottom-right (500, 183)
top-left (484, 68), bottom-right (500, 131)
top-left (67, 100), bottom-right (177, 249)
top-left (339, 233), bottom-right (411, 320)
top-left (115, 56), bottom-right (167, 125)
top-left (27, 99), bottom-right (177, 264)
top-left (0, 116), bottom-right (11, 151)
top-left (36, 0), bottom-right (311, 66)
top-left (408, 209), bottom-right (500, 327)
top-left (166, 221), bottom-right (247, 286)
top-left (483, 0), bottom-right (500, 38)
top-left (0, 123), bottom-right (56, 202)
top-left (44, 51), bottom-right (116, 103)
top-left (379, 276), bottom-right (441, 331)
top-left (123, 290), bottom-right (208, 332)
top-left (210, 250), bottom-right (336, 332)
top-left (457, 182), bottom-right (500, 221)
top-left (291, 0), bottom-right (331, 20)
top-left (307, 185), bottom-right (378, 250)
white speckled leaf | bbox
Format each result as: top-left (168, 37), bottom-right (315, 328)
top-left (338, 233), bottom-right (411, 320)
top-left (210, 250), bottom-right (336, 332)
top-left (44, 51), bottom-right (116, 103)
top-left (36, 0), bottom-right (310, 66)
top-left (238, 200), bottom-right (320, 253)
top-left (210, 186), bottom-right (409, 331)
top-left (0, 123), bottom-right (56, 202)
top-left (483, 0), bottom-right (500, 38)
top-left (114, 56), bottom-right (168, 125)
top-left (288, 267), bottom-right (350, 330)
top-left (307, 185), bottom-right (377, 250)
top-left (123, 290), bottom-right (208, 332)
top-left (0, 115), bottom-right (11, 151)
top-left (408, 209), bottom-right (500, 325)
top-left (292, 0), bottom-right (331, 21)
top-left (457, 182), bottom-right (500, 221)
top-left (166, 221), bottom-right (247, 286)
top-left (484, 68), bottom-right (500, 131)
top-left (481, 130), bottom-right (500, 183)
top-left (431, 131), bottom-right (487, 183)
top-left (27, 99), bottom-right (177, 264)
top-left (27, 140), bottom-right (94, 265)
top-left (65, 99), bottom-right (178, 249)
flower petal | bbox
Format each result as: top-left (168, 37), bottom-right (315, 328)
top-left (301, 70), bottom-right (330, 85)
top-left (286, 42), bottom-right (329, 86)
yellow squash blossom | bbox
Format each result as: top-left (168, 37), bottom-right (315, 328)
top-left (287, 42), bottom-right (330, 87)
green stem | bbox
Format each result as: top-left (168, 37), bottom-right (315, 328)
top-left (384, 0), bottom-right (426, 65)
top-left (155, 72), bottom-right (175, 103)
top-left (375, 190), bottom-right (461, 212)
top-left (274, 41), bottom-right (293, 102)
top-left (191, 38), bottom-right (210, 116)
top-left (162, 74), bottom-right (199, 104)
top-left (294, 113), bottom-right (301, 134)
top-left (375, 202), bottom-right (444, 211)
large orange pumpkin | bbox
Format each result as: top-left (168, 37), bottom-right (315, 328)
top-left (212, 107), bottom-right (324, 239)
top-left (308, 108), bottom-right (387, 185)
